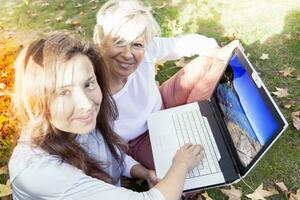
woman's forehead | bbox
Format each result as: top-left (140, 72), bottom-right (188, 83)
top-left (55, 54), bottom-right (95, 88)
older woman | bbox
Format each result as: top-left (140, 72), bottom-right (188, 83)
top-left (94, 0), bottom-right (238, 170)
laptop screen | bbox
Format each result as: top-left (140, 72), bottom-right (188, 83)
top-left (213, 48), bottom-right (285, 170)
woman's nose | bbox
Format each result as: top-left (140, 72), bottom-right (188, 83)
top-left (121, 44), bottom-right (133, 59)
top-left (75, 88), bottom-right (92, 110)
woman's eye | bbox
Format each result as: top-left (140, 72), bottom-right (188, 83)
top-left (57, 89), bottom-right (71, 96)
top-left (132, 42), bottom-right (144, 48)
top-left (86, 81), bottom-right (96, 89)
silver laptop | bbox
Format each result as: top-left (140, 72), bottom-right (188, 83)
top-left (147, 45), bottom-right (288, 192)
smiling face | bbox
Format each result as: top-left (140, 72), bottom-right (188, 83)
top-left (50, 54), bottom-right (102, 134)
top-left (102, 35), bottom-right (146, 81)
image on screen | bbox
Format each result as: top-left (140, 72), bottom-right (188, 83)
top-left (214, 54), bottom-right (279, 167)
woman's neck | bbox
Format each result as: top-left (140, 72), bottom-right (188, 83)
top-left (109, 75), bottom-right (127, 95)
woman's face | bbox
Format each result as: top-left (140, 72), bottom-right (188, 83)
top-left (102, 35), bottom-right (146, 80)
top-left (50, 54), bottom-right (102, 134)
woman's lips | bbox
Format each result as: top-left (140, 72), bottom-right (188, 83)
top-left (116, 60), bottom-right (135, 69)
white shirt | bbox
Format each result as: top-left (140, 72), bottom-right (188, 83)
top-left (9, 130), bottom-right (164, 200)
top-left (113, 34), bottom-right (219, 142)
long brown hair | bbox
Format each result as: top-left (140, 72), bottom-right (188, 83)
top-left (13, 32), bottom-right (126, 183)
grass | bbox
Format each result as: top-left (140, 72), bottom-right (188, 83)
top-left (0, 0), bottom-right (299, 199)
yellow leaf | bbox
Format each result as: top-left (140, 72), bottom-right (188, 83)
top-left (246, 184), bottom-right (277, 200)
top-left (0, 165), bottom-right (8, 175)
top-left (0, 180), bottom-right (12, 198)
top-left (289, 189), bottom-right (300, 200)
top-left (201, 191), bottom-right (213, 200)
top-left (220, 185), bottom-right (242, 200)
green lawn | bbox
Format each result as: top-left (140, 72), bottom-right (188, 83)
top-left (0, 0), bottom-right (299, 199)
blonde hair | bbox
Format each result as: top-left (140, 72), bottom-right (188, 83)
top-left (93, 0), bottom-right (161, 46)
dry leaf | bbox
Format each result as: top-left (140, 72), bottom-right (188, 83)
top-left (281, 99), bottom-right (296, 109)
top-left (65, 18), bottom-right (80, 25)
top-left (167, 19), bottom-right (183, 35)
top-left (275, 182), bottom-right (288, 193)
top-left (0, 166), bottom-right (8, 175)
top-left (297, 75), bottom-right (300, 81)
top-left (279, 67), bottom-right (295, 77)
top-left (44, 19), bottom-right (51, 23)
top-left (157, 2), bottom-right (168, 9)
top-left (289, 189), bottom-right (300, 200)
top-left (41, 2), bottom-right (49, 7)
top-left (75, 26), bottom-right (84, 34)
top-left (74, 3), bottom-right (82, 8)
top-left (259, 53), bottom-right (269, 60)
top-left (0, 180), bottom-right (12, 198)
top-left (91, 6), bottom-right (97, 10)
top-left (246, 184), bottom-right (276, 200)
top-left (55, 16), bottom-right (63, 22)
top-left (79, 11), bottom-right (85, 16)
top-left (201, 191), bottom-right (213, 200)
top-left (220, 185), bottom-right (242, 200)
top-left (291, 111), bottom-right (300, 131)
top-left (272, 87), bottom-right (289, 98)
top-left (59, 3), bottom-right (64, 8)
top-left (246, 53), bottom-right (251, 58)
top-left (0, 83), bottom-right (6, 90)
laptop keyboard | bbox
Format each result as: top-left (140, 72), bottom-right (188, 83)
top-left (172, 109), bottom-right (221, 178)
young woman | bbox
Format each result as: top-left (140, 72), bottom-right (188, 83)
top-left (93, 0), bottom-right (239, 169)
top-left (9, 32), bottom-right (203, 200)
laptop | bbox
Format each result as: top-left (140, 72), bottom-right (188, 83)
top-left (147, 45), bottom-right (288, 192)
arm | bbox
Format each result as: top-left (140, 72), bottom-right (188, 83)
top-left (148, 34), bottom-right (220, 62)
top-left (153, 144), bottom-right (203, 200)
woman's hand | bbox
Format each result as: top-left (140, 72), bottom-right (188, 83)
top-left (213, 40), bottom-right (240, 61)
top-left (172, 143), bottom-right (204, 171)
top-left (145, 170), bottom-right (161, 188)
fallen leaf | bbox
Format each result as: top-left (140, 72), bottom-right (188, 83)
top-left (0, 165), bottom-right (8, 175)
top-left (59, 3), bottom-right (64, 8)
top-left (0, 83), bottom-right (6, 90)
top-left (281, 99), bottom-right (296, 109)
top-left (272, 87), bottom-right (289, 98)
top-left (297, 75), bottom-right (300, 81)
top-left (79, 11), bottom-right (85, 16)
top-left (65, 18), bottom-right (80, 25)
top-left (279, 67), bottom-right (295, 77)
top-left (91, 6), bottom-right (97, 10)
top-left (246, 53), bottom-right (251, 58)
top-left (175, 57), bottom-right (189, 68)
top-left (41, 2), bottom-right (49, 7)
top-left (289, 189), bottom-right (300, 200)
top-left (275, 182), bottom-right (288, 193)
top-left (201, 191), bottom-right (213, 200)
top-left (259, 53), bottom-right (269, 60)
top-left (44, 19), bottom-right (51, 23)
top-left (0, 180), bottom-right (12, 198)
top-left (55, 16), bottom-right (63, 22)
top-left (220, 185), bottom-right (242, 200)
top-left (246, 184), bottom-right (276, 200)
top-left (291, 111), bottom-right (300, 131)
top-left (75, 26), bottom-right (84, 34)
top-left (74, 3), bottom-right (82, 8)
